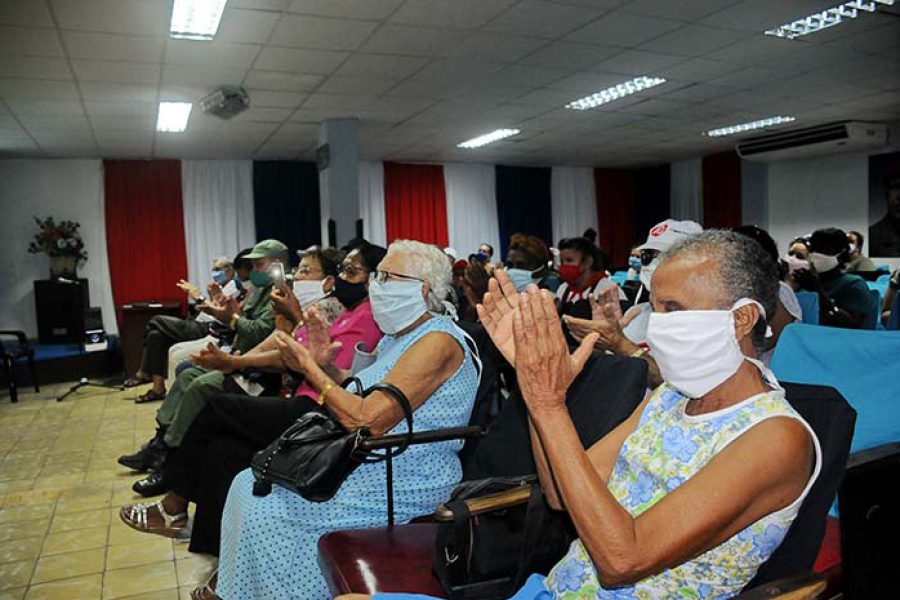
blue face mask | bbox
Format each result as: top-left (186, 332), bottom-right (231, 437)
top-left (506, 268), bottom-right (537, 292)
top-left (475, 251), bottom-right (489, 263)
top-left (368, 277), bottom-right (429, 334)
top-left (211, 269), bottom-right (230, 286)
top-left (628, 257), bottom-right (642, 271)
top-left (249, 270), bottom-right (271, 287)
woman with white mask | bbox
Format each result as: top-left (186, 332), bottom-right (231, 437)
top-left (355, 230), bottom-right (820, 600)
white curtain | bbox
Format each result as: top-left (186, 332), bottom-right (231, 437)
top-left (670, 158), bottom-right (703, 223)
top-left (444, 163), bottom-right (501, 259)
top-left (358, 161), bottom-right (386, 247)
top-left (551, 166), bottom-right (597, 246)
top-left (181, 160), bottom-right (256, 287)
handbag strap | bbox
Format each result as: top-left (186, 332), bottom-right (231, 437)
top-left (341, 376), bottom-right (363, 393)
top-left (512, 482), bottom-right (547, 587)
top-left (357, 381), bottom-right (414, 461)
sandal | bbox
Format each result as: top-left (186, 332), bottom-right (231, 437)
top-left (135, 389), bottom-right (166, 403)
top-left (123, 375), bottom-right (151, 388)
top-left (119, 500), bottom-right (188, 538)
top-left (191, 570), bottom-right (220, 600)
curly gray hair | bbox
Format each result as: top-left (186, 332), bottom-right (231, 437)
top-left (387, 239), bottom-right (452, 312)
top-left (661, 229), bottom-right (779, 352)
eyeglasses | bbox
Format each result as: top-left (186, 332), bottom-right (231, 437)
top-left (371, 270), bottom-right (425, 284)
top-left (338, 263), bottom-right (369, 278)
top-left (640, 249), bottom-right (659, 266)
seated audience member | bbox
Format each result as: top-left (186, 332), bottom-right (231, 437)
top-left (556, 231), bottom-right (619, 321)
top-left (204, 240), bottom-right (478, 600)
top-left (357, 230), bottom-right (819, 600)
top-left (625, 246), bottom-right (642, 281)
top-left (787, 236), bottom-right (810, 260)
top-left (845, 230), bottom-right (876, 272)
top-left (477, 242), bottom-right (494, 262)
top-left (119, 245), bottom-right (386, 584)
top-left (869, 177), bottom-right (900, 257)
top-left (116, 240), bottom-right (284, 485)
top-left (793, 228), bottom-right (873, 328)
top-left (123, 251), bottom-right (251, 403)
top-left (882, 267), bottom-right (899, 326)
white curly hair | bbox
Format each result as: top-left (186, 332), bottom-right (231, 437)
top-left (386, 239), bottom-right (452, 312)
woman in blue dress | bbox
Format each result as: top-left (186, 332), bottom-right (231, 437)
top-left (215, 240), bottom-right (480, 600)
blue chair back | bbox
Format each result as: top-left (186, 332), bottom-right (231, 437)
top-left (795, 291), bottom-right (820, 325)
top-left (772, 323), bottom-right (900, 454)
top-left (875, 264), bottom-right (890, 273)
top-left (864, 289), bottom-right (881, 330)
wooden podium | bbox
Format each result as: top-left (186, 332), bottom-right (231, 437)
top-left (118, 302), bottom-right (182, 376)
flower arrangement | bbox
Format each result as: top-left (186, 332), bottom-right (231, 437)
top-left (27, 217), bottom-right (88, 278)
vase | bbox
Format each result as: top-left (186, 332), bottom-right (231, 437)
top-left (50, 255), bottom-right (78, 279)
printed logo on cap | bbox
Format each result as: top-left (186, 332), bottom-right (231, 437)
top-left (650, 223), bottom-right (669, 238)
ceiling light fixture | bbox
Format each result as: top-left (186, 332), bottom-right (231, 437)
top-left (565, 76), bottom-right (667, 110)
top-left (170, 0), bottom-right (228, 40)
top-left (704, 116), bottom-right (797, 138)
top-left (765, 0), bottom-right (894, 40)
top-left (156, 102), bottom-right (193, 133)
top-left (458, 129), bottom-right (521, 149)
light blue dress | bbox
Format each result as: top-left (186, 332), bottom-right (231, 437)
top-left (217, 316), bottom-right (479, 600)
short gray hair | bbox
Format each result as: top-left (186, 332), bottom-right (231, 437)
top-left (212, 256), bottom-right (232, 269)
top-left (387, 239), bottom-right (452, 312)
top-left (661, 229), bottom-right (779, 352)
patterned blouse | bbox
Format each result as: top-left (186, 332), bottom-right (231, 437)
top-left (544, 384), bottom-right (821, 599)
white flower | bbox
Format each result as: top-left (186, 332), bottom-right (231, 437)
top-left (68, 238), bottom-right (77, 247)
top-left (57, 239), bottom-right (67, 249)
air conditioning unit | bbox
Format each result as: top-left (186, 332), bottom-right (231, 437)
top-left (199, 86), bottom-right (250, 119)
top-left (736, 121), bottom-right (887, 162)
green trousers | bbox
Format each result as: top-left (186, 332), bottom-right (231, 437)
top-left (155, 366), bottom-right (225, 447)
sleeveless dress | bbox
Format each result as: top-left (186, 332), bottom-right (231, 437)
top-left (217, 316), bottom-right (480, 600)
top-left (375, 383), bottom-right (820, 600)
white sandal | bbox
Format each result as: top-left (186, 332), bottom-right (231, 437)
top-left (119, 500), bottom-right (188, 538)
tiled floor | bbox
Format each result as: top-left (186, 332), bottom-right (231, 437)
top-left (0, 383), bottom-right (216, 599)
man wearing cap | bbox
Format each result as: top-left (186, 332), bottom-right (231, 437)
top-left (117, 239), bottom-right (285, 496)
top-left (564, 219), bottom-right (702, 388)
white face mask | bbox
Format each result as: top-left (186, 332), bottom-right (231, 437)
top-left (639, 257), bottom-right (659, 290)
top-left (368, 277), bottom-right (429, 335)
top-left (646, 298), bottom-right (767, 399)
top-left (808, 252), bottom-right (839, 273)
top-left (292, 279), bottom-right (327, 309)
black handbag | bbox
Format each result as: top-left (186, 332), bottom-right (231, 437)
top-left (433, 476), bottom-right (576, 600)
top-left (250, 379), bottom-right (414, 502)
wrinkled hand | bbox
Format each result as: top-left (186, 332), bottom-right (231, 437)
top-left (475, 268), bottom-right (522, 366)
top-left (207, 282), bottom-right (224, 303)
top-left (199, 298), bottom-right (236, 322)
top-left (177, 279), bottom-right (201, 300)
top-left (189, 342), bottom-right (233, 373)
top-left (461, 260), bottom-right (490, 311)
top-left (274, 330), bottom-right (314, 374)
top-left (275, 313), bottom-right (294, 334)
top-left (269, 282), bottom-right (303, 324)
top-left (307, 305), bottom-right (342, 369)
top-left (564, 287), bottom-right (636, 352)
top-left (513, 289), bottom-right (598, 412)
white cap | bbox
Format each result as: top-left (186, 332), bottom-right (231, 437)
top-left (637, 219), bottom-right (703, 252)
top-left (444, 247), bottom-right (458, 260)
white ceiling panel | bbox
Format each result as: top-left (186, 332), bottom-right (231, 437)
top-left (639, 25), bottom-right (752, 57)
top-left (0, 1), bottom-right (54, 27)
top-left (0, 26), bottom-right (65, 57)
top-left (316, 75), bottom-right (397, 96)
top-left (489, 65), bottom-right (570, 89)
top-left (161, 65), bottom-right (248, 89)
top-left (700, 0), bottom-right (842, 33)
top-left (72, 60), bottom-right (160, 85)
top-left (90, 114), bottom-right (156, 131)
top-left (411, 59), bottom-right (504, 87)
top-left (0, 56), bottom-right (71, 80)
top-left (592, 49), bottom-right (684, 75)
top-left (243, 70), bottom-right (323, 92)
top-left (620, 0), bottom-right (740, 22)
top-left (0, 77), bottom-right (79, 99)
top-left (390, 0), bottom-right (516, 30)
top-left (567, 12), bottom-right (683, 48)
top-left (254, 47), bottom-right (349, 75)
top-left (519, 41), bottom-right (620, 71)
top-left (245, 89), bottom-right (307, 108)
top-left (445, 33), bottom-right (547, 64)
top-left (78, 82), bottom-right (158, 103)
top-left (269, 15), bottom-right (378, 50)
top-left (301, 93), bottom-right (377, 111)
top-left (233, 106), bottom-right (294, 122)
top-left (287, 0), bottom-right (403, 21)
top-left (334, 53), bottom-right (428, 80)
top-left (360, 25), bottom-right (468, 56)
top-left (166, 40), bottom-right (261, 70)
top-left (485, 1), bottom-right (605, 39)
top-left (217, 9), bottom-right (281, 44)
top-left (4, 98), bottom-right (83, 118)
top-left (84, 100), bottom-right (156, 117)
top-left (62, 31), bottom-right (165, 63)
top-left (51, 0), bottom-right (169, 36)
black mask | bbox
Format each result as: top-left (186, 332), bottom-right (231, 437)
top-left (333, 277), bottom-right (368, 308)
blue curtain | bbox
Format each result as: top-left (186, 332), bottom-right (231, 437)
top-left (253, 161), bottom-right (320, 264)
top-left (495, 166), bottom-right (552, 258)
top-left (634, 164), bottom-right (671, 242)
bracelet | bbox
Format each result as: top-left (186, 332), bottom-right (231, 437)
top-left (229, 313), bottom-right (240, 330)
top-left (317, 382), bottom-right (336, 406)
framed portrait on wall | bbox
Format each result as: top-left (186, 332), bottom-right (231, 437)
top-left (869, 150), bottom-right (900, 257)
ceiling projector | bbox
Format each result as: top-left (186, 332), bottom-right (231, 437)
top-left (199, 86), bottom-right (250, 119)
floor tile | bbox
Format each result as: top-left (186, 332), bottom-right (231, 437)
top-left (0, 588), bottom-right (26, 600)
top-left (0, 518), bottom-right (50, 542)
top-left (106, 537), bottom-right (173, 570)
top-left (23, 574), bottom-right (102, 600)
top-left (49, 508), bottom-right (111, 533)
top-left (31, 548), bottom-right (106, 584)
top-left (0, 537), bottom-right (43, 562)
top-left (0, 560), bottom-right (33, 591)
top-left (102, 561), bottom-right (177, 600)
top-left (42, 526), bottom-right (108, 555)
top-left (0, 504), bottom-right (55, 524)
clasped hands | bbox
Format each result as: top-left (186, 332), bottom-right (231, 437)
top-left (477, 269), bottom-right (598, 412)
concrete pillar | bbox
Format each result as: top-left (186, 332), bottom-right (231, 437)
top-left (318, 118), bottom-right (360, 248)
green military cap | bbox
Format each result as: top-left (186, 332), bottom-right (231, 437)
top-left (244, 239), bottom-right (288, 260)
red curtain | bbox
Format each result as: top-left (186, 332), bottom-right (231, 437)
top-left (594, 168), bottom-right (638, 267)
top-left (384, 162), bottom-right (449, 246)
top-left (702, 151), bottom-right (742, 229)
top-left (104, 160), bottom-right (188, 318)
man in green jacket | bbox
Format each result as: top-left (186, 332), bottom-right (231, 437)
top-left (118, 239), bottom-right (287, 495)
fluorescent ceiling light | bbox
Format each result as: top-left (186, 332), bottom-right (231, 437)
top-left (765, 0), bottom-right (894, 40)
top-left (704, 116), bottom-right (796, 138)
top-left (156, 102), bottom-right (192, 133)
top-left (565, 76), bottom-right (667, 110)
top-left (170, 0), bottom-right (228, 40)
top-left (458, 129), bottom-right (521, 149)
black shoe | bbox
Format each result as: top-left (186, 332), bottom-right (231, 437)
top-left (133, 470), bottom-right (171, 497)
top-left (117, 427), bottom-right (167, 472)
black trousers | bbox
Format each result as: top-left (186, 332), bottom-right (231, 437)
top-left (166, 393), bottom-right (319, 556)
top-left (140, 315), bottom-right (209, 377)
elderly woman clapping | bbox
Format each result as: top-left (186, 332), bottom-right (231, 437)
top-left (215, 240), bottom-right (480, 600)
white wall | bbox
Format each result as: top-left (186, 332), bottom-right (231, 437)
top-left (0, 160), bottom-right (118, 337)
